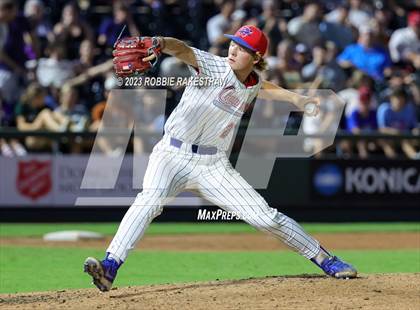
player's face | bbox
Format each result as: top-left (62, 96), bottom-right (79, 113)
top-left (228, 41), bottom-right (257, 71)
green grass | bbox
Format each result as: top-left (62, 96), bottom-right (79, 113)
top-left (0, 223), bottom-right (419, 294)
top-left (1, 222), bottom-right (419, 238)
top-left (0, 247), bottom-right (419, 294)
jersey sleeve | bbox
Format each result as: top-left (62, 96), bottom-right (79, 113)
top-left (188, 47), bottom-right (228, 78)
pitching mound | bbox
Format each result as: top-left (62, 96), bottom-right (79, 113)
top-left (1, 273), bottom-right (418, 310)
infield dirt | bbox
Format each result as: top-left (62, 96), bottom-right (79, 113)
top-left (1, 273), bottom-right (419, 309)
top-left (0, 232), bottom-right (418, 251)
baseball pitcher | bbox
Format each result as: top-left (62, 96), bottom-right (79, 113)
top-left (84, 25), bottom-right (357, 292)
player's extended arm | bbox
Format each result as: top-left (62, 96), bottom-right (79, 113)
top-left (260, 80), bottom-right (320, 116)
top-left (143, 37), bottom-right (198, 69)
top-left (113, 36), bottom-right (197, 76)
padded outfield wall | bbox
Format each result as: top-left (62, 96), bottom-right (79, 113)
top-left (0, 155), bottom-right (419, 222)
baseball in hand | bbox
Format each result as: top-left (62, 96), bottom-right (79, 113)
top-left (304, 102), bottom-right (317, 115)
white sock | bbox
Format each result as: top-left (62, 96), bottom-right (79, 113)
top-left (313, 248), bottom-right (331, 265)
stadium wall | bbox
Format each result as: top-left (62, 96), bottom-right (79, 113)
top-left (0, 156), bottom-right (419, 222)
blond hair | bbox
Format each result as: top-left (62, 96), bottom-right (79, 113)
top-left (254, 53), bottom-right (268, 71)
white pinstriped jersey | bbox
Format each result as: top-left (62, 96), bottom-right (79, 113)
top-left (107, 51), bottom-right (321, 265)
top-left (164, 48), bottom-right (262, 151)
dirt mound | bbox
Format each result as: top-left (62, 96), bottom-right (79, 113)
top-left (1, 274), bottom-right (418, 310)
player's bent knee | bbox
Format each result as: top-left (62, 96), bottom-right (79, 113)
top-left (131, 190), bottom-right (171, 212)
top-left (248, 210), bottom-right (289, 230)
top-left (130, 199), bottom-right (164, 219)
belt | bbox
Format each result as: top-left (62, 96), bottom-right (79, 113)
top-left (170, 137), bottom-right (218, 155)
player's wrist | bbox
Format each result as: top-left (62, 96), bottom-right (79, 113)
top-left (154, 36), bottom-right (165, 52)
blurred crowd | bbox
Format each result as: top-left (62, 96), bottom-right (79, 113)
top-left (0, 0), bottom-right (419, 159)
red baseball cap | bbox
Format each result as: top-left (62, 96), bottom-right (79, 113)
top-left (408, 11), bottom-right (420, 27)
top-left (224, 25), bottom-right (268, 56)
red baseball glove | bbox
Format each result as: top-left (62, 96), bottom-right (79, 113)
top-left (112, 36), bottom-right (162, 77)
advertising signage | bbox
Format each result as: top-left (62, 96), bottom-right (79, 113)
top-left (311, 160), bottom-right (420, 201)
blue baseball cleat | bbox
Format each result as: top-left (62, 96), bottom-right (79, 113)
top-left (319, 256), bottom-right (357, 279)
top-left (84, 254), bottom-right (121, 292)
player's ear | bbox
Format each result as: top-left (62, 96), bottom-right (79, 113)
top-left (253, 53), bottom-right (261, 65)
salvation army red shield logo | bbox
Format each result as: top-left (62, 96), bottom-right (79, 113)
top-left (16, 160), bottom-right (52, 200)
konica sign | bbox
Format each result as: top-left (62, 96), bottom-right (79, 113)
top-left (345, 167), bottom-right (419, 194)
top-left (312, 161), bottom-right (420, 199)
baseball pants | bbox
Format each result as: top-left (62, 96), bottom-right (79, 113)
top-left (107, 135), bottom-right (320, 262)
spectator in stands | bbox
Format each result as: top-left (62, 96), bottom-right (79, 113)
top-left (268, 39), bottom-right (302, 88)
top-left (1, 0), bottom-right (418, 159)
top-left (251, 98), bottom-right (282, 129)
top-left (246, 97), bottom-right (285, 154)
top-left (55, 86), bottom-right (89, 133)
top-left (0, 91), bottom-right (27, 156)
top-left (206, 0), bottom-right (244, 48)
top-left (276, 0), bottom-right (305, 20)
top-left (134, 92), bottom-right (166, 152)
top-left (337, 26), bottom-right (392, 81)
top-left (377, 87), bottom-right (420, 159)
top-left (336, 71), bottom-right (377, 159)
top-left (302, 90), bottom-right (342, 157)
top-left (326, 0), bottom-right (371, 31)
top-left (294, 43), bottom-right (310, 71)
top-left (56, 85), bottom-right (92, 152)
top-left (90, 76), bottom-right (141, 156)
top-left (90, 74), bottom-right (116, 133)
top-left (345, 86), bottom-right (378, 158)
top-left (0, 0), bottom-right (38, 104)
top-left (72, 39), bottom-right (104, 108)
top-left (340, 71), bottom-right (376, 119)
top-left (97, 1), bottom-right (140, 53)
top-left (287, 2), bottom-right (323, 50)
top-left (24, 0), bottom-right (53, 57)
top-left (36, 41), bottom-right (75, 89)
top-left (388, 11), bottom-right (420, 67)
top-left (371, 4), bottom-right (394, 49)
top-left (74, 39), bottom-right (97, 74)
top-left (53, 2), bottom-right (94, 60)
top-left (257, 0), bottom-right (287, 57)
top-left (90, 103), bottom-right (122, 156)
top-left (302, 43), bottom-right (346, 91)
top-left (377, 65), bottom-right (419, 105)
top-left (15, 83), bottom-right (70, 150)
top-left (319, 4), bottom-right (355, 50)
